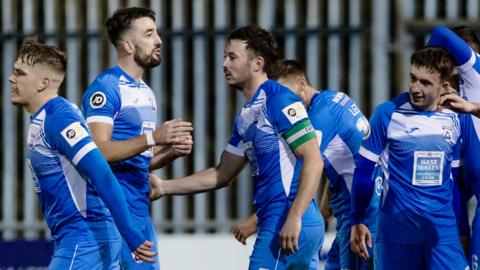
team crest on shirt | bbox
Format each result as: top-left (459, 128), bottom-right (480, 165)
top-left (442, 125), bottom-right (453, 143)
top-left (89, 91), bottom-right (106, 108)
top-left (61, 122), bottom-right (89, 147)
top-left (356, 117), bottom-right (371, 140)
top-left (281, 102), bottom-right (308, 125)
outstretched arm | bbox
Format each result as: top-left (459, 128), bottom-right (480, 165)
top-left (149, 150), bottom-right (246, 200)
top-left (149, 135), bottom-right (193, 170)
top-left (88, 119), bottom-right (193, 163)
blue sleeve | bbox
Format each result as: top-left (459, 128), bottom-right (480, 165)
top-left (351, 154), bottom-right (376, 225)
top-left (81, 81), bottom-right (121, 125)
top-left (338, 96), bottom-right (370, 152)
top-left (45, 114), bottom-right (145, 251)
top-left (225, 115), bottom-right (245, 157)
top-left (461, 115), bottom-right (480, 196)
top-left (360, 101), bottom-right (393, 159)
top-left (75, 149), bottom-right (145, 250)
top-left (452, 167), bottom-right (470, 237)
top-left (427, 25), bottom-right (473, 66)
top-left (44, 113), bottom-right (95, 162)
top-left (268, 90), bottom-right (316, 150)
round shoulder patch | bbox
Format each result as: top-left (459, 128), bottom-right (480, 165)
top-left (90, 91), bottom-right (107, 108)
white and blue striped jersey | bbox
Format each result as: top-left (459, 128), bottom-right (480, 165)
top-left (82, 66), bottom-right (157, 217)
top-left (358, 92), bottom-right (463, 245)
top-left (226, 80), bottom-right (323, 232)
top-left (308, 90), bottom-right (379, 236)
top-left (28, 97), bottom-right (119, 244)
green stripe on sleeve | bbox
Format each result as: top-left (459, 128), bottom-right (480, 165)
top-left (288, 131), bottom-right (317, 150)
top-left (282, 119), bottom-right (312, 140)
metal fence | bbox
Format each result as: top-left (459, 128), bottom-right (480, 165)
top-left (0, 0), bottom-right (479, 240)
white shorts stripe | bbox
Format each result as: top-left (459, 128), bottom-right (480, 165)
top-left (68, 244), bottom-right (79, 270)
top-left (359, 146), bottom-right (379, 162)
top-left (273, 248), bottom-right (281, 270)
top-left (72, 142), bottom-right (97, 165)
top-left (86, 115), bottom-right (114, 125)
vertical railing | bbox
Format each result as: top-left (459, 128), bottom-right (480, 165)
top-left (149, 0), bottom-right (167, 233)
top-left (2, 0), bottom-right (18, 240)
top-left (306, 0), bottom-right (320, 88)
top-left (192, 0), bottom-right (208, 233)
top-left (327, 0), bottom-right (341, 91)
top-left (22, 0), bottom-right (38, 240)
top-left (371, 0), bottom-right (389, 109)
top-left (213, 0), bottom-right (230, 233)
top-left (348, 0), bottom-right (364, 111)
top-left (171, 0), bottom-right (188, 233)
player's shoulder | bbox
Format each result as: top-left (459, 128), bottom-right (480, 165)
top-left (377, 92), bottom-right (410, 114)
top-left (85, 66), bottom-right (122, 94)
top-left (262, 80), bottom-right (298, 100)
top-left (42, 97), bottom-right (85, 133)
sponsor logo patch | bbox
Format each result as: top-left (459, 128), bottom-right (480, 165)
top-left (61, 122), bottom-right (89, 147)
top-left (89, 91), bottom-right (106, 108)
top-left (281, 102), bottom-right (308, 125)
top-left (412, 151), bottom-right (444, 186)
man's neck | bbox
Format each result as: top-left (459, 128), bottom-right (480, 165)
top-left (27, 92), bottom-right (59, 115)
top-left (242, 73), bottom-right (269, 101)
top-left (117, 57), bottom-right (144, 83)
top-left (303, 85), bottom-right (319, 108)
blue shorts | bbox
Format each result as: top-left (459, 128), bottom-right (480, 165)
top-left (119, 215), bottom-right (160, 270)
top-left (249, 224), bottom-right (324, 270)
top-left (375, 242), bottom-right (468, 270)
top-left (49, 239), bottom-right (121, 270)
top-left (325, 234), bottom-right (374, 270)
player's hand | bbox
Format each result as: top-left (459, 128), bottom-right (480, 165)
top-left (439, 92), bottom-right (475, 113)
top-left (133, 241), bottom-right (157, 263)
top-left (149, 174), bottom-right (165, 200)
top-left (172, 135), bottom-right (193, 157)
top-left (279, 215), bottom-right (302, 255)
top-left (350, 223), bottom-right (372, 260)
top-left (232, 215), bottom-right (257, 245)
top-left (153, 119), bottom-right (193, 145)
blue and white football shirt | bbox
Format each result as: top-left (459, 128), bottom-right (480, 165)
top-left (225, 80), bottom-right (323, 232)
top-left (82, 66), bottom-right (157, 217)
top-left (356, 92), bottom-right (462, 245)
top-left (308, 90), bottom-right (379, 236)
top-left (28, 97), bottom-right (119, 244)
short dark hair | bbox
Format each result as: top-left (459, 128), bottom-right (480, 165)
top-left (105, 7), bottom-right (156, 47)
top-left (17, 37), bottom-right (67, 74)
top-left (268, 59), bottom-right (311, 84)
top-left (410, 47), bottom-right (456, 82)
top-left (227, 25), bottom-right (278, 72)
top-left (452, 25), bottom-right (480, 53)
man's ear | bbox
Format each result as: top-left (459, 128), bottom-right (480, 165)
top-left (38, 77), bottom-right (50, 92)
top-left (253, 56), bottom-right (265, 72)
top-left (441, 81), bottom-right (451, 93)
top-left (298, 78), bottom-right (307, 91)
top-left (121, 39), bottom-right (135, 54)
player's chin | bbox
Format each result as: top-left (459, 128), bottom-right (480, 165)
top-left (10, 96), bottom-right (22, 105)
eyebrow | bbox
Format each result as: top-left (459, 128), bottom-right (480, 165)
top-left (13, 67), bottom-right (26, 75)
